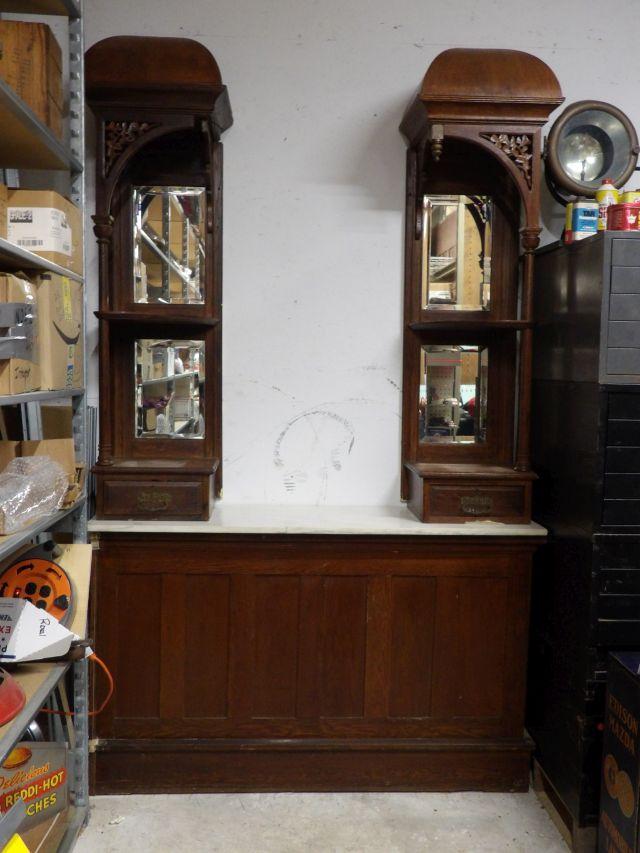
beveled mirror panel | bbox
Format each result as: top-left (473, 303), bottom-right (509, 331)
top-left (133, 187), bottom-right (206, 304)
top-left (419, 344), bottom-right (488, 444)
top-left (135, 338), bottom-right (205, 438)
top-left (421, 195), bottom-right (492, 311)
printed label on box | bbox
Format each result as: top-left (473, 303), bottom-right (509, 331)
top-left (61, 276), bottom-right (72, 321)
top-left (7, 207), bottom-right (71, 256)
top-left (0, 742), bottom-right (68, 831)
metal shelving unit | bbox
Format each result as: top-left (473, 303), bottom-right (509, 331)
top-left (0, 387), bottom-right (84, 406)
top-left (0, 236), bottom-right (83, 282)
top-left (0, 498), bottom-right (85, 562)
top-left (0, 1), bottom-right (89, 849)
top-left (0, 78), bottom-right (82, 172)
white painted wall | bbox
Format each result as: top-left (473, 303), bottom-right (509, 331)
top-left (84, 0), bottom-right (640, 505)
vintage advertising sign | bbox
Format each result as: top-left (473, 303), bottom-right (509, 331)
top-left (0, 742), bottom-right (67, 830)
top-left (599, 653), bottom-right (640, 853)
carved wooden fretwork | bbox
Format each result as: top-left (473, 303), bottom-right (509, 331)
top-left (103, 121), bottom-right (158, 175)
top-left (481, 133), bottom-right (533, 188)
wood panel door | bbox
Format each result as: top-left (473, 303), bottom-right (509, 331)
top-left (93, 535), bottom-right (533, 742)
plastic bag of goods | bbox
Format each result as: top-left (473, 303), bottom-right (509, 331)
top-left (0, 456), bottom-right (68, 534)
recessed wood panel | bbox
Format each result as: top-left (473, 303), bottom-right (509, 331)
top-left (458, 578), bottom-right (508, 717)
top-left (431, 577), bottom-right (508, 720)
top-left (252, 576), bottom-right (300, 718)
top-left (116, 574), bottom-right (161, 719)
top-left (184, 575), bottom-right (230, 719)
top-left (388, 577), bottom-right (436, 718)
top-left (320, 577), bottom-right (367, 718)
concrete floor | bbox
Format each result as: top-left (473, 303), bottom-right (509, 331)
top-left (75, 790), bottom-right (568, 852)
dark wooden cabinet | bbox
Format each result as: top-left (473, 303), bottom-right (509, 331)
top-left (90, 530), bottom-right (539, 793)
top-left (528, 233), bottom-right (640, 851)
top-left (85, 37), bottom-right (232, 519)
top-left (399, 49), bottom-right (563, 522)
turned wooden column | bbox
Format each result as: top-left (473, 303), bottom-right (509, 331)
top-left (515, 226), bottom-right (541, 472)
top-left (92, 214), bottom-right (114, 467)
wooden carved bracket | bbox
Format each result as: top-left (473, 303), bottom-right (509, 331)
top-left (103, 120), bottom-right (159, 176)
top-left (480, 133), bottom-right (533, 188)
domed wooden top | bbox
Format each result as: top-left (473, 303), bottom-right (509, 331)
top-left (86, 36), bottom-right (223, 93)
top-left (420, 48), bottom-right (562, 106)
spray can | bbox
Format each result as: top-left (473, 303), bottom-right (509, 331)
top-left (595, 178), bottom-right (619, 230)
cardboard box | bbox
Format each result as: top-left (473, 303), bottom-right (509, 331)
top-left (33, 273), bottom-right (83, 391)
top-left (46, 98), bottom-right (63, 141)
top-left (7, 190), bottom-right (82, 275)
top-left (599, 653), bottom-right (640, 852)
top-left (40, 405), bottom-right (72, 439)
top-left (0, 272), bottom-right (39, 396)
top-left (0, 184), bottom-right (7, 240)
top-left (0, 22), bottom-right (63, 139)
top-left (0, 441), bottom-right (18, 472)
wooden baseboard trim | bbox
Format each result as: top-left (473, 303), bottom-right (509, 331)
top-left (92, 737), bottom-right (533, 794)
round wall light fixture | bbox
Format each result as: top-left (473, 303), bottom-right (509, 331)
top-left (545, 100), bottom-right (639, 202)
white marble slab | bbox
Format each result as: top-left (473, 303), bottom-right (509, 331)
top-left (88, 503), bottom-right (546, 537)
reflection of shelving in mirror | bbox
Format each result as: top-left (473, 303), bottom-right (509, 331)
top-left (135, 339), bottom-right (205, 439)
top-left (133, 186), bottom-right (206, 305)
top-left (419, 345), bottom-right (488, 444)
top-left (422, 195), bottom-right (492, 312)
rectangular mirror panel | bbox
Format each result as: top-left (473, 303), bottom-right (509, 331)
top-left (421, 195), bottom-right (492, 311)
top-left (419, 345), bottom-right (488, 444)
top-left (135, 339), bottom-right (205, 438)
top-left (133, 187), bottom-right (206, 305)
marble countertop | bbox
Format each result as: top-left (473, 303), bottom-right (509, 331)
top-left (88, 503), bottom-right (547, 537)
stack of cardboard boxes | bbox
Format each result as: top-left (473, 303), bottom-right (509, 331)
top-left (0, 188), bottom-right (83, 395)
top-left (0, 21), bottom-right (64, 139)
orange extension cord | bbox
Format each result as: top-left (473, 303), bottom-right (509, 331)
top-left (40, 652), bottom-right (114, 718)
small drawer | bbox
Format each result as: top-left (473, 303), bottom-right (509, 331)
top-left (609, 392), bottom-right (640, 420)
top-left (608, 322), bottom-right (640, 348)
top-left (428, 484), bottom-right (526, 521)
top-left (597, 592), bottom-right (640, 620)
top-left (607, 420), bottom-right (640, 447)
top-left (607, 348), bottom-right (640, 376)
top-left (609, 294), bottom-right (640, 321)
top-left (604, 474), bottom-right (640, 499)
top-left (596, 538), bottom-right (640, 569)
top-left (100, 478), bottom-right (208, 519)
top-left (599, 570), bottom-right (640, 596)
top-left (611, 266), bottom-right (640, 293)
top-left (606, 447), bottom-right (640, 473)
top-left (612, 238), bottom-right (640, 267)
top-left (602, 499), bottom-right (640, 526)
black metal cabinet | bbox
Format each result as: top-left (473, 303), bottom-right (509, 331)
top-left (528, 232), bottom-right (640, 852)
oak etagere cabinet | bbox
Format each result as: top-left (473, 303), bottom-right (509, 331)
top-left (86, 36), bottom-right (232, 520)
top-left (399, 49), bottom-right (563, 523)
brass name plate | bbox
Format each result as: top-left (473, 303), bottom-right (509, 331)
top-left (460, 494), bottom-right (493, 516)
top-left (137, 490), bottom-right (172, 512)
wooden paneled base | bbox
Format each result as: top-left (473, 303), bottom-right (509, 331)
top-left (92, 737), bottom-right (533, 794)
top-left (91, 532), bottom-right (541, 794)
